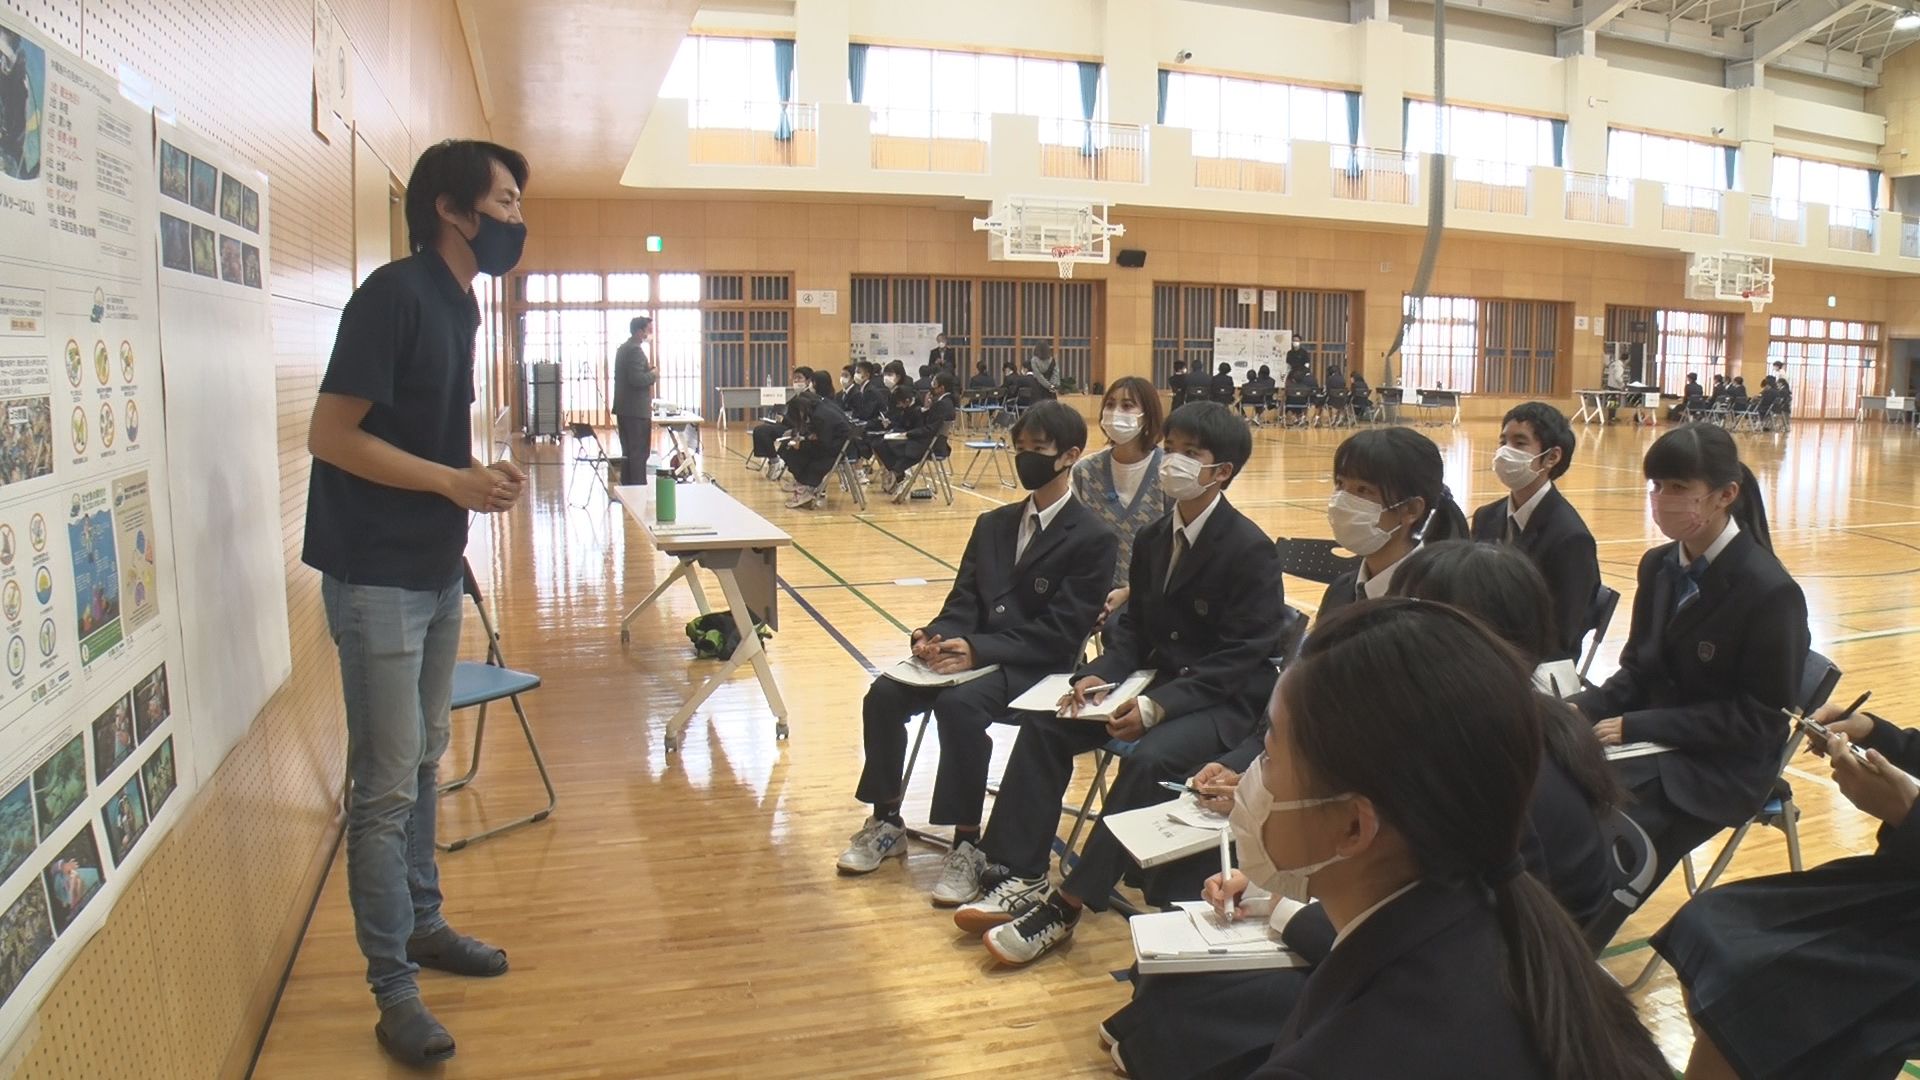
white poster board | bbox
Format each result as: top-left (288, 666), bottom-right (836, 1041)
top-left (850, 322), bottom-right (943, 366)
top-left (1211, 328), bottom-right (1293, 382)
top-left (0, 10), bottom-right (195, 1052)
top-left (152, 118), bottom-right (289, 777)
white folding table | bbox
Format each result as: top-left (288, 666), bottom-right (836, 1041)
top-left (614, 484), bottom-right (792, 752)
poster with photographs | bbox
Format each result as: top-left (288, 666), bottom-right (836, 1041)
top-left (150, 117), bottom-right (287, 781)
top-left (0, 10), bottom-right (196, 1055)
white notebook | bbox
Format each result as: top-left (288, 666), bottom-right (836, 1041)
top-left (1129, 905), bottom-right (1302, 975)
top-left (1008, 670), bottom-right (1156, 719)
top-left (1104, 796), bottom-right (1227, 868)
top-left (1606, 741), bottom-right (1673, 761)
top-left (881, 657), bottom-right (1001, 689)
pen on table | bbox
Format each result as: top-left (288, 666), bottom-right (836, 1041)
top-left (1217, 827), bottom-right (1234, 922)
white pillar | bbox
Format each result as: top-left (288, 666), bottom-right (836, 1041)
top-left (795, 0), bottom-right (851, 105)
top-left (1103, 0), bottom-right (1159, 127)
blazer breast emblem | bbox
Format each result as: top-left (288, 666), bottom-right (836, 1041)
top-left (1195, 599), bottom-right (1209, 616)
top-left (1034, 578), bottom-right (1049, 594)
top-left (1697, 642), bottom-right (1715, 663)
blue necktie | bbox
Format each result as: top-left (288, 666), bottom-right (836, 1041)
top-left (1672, 554), bottom-right (1709, 614)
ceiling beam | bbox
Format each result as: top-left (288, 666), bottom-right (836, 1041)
top-left (1578, 0), bottom-right (1639, 29)
top-left (1748, 0), bottom-right (1875, 62)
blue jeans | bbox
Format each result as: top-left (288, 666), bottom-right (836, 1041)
top-left (322, 575), bottom-right (463, 1009)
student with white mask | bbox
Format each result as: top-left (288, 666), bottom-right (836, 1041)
top-left (1569, 423), bottom-right (1808, 927)
top-left (1071, 377), bottom-right (1170, 632)
top-left (1469, 402), bottom-right (1600, 662)
top-left (1216, 603), bottom-right (1669, 1080)
top-left (1316, 428), bottom-right (1467, 623)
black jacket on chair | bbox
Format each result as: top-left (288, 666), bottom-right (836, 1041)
top-left (1088, 498), bottom-right (1285, 746)
top-left (1249, 882), bottom-right (1548, 1079)
top-left (1471, 485), bottom-right (1601, 662)
top-left (804, 398), bottom-right (853, 453)
top-left (1209, 373), bottom-right (1237, 404)
top-left (1568, 530), bottom-right (1808, 828)
top-left (921, 497), bottom-right (1117, 681)
top-left (843, 381), bottom-right (885, 426)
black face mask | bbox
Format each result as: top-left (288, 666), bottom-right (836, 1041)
top-left (464, 213), bottom-right (527, 276)
top-left (1014, 450), bottom-right (1063, 491)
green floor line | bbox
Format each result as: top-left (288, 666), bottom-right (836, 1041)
top-left (854, 514), bottom-right (960, 572)
top-left (790, 540), bottom-right (912, 635)
top-left (1905, 1063), bottom-right (1920, 1078)
top-left (1600, 936), bottom-right (1650, 960)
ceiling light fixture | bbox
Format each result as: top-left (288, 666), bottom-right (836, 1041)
top-left (1897, 10), bottom-right (1920, 30)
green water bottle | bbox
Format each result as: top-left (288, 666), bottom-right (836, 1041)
top-left (654, 467), bottom-right (676, 523)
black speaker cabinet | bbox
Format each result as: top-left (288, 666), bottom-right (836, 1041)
top-left (1116, 249), bottom-right (1147, 269)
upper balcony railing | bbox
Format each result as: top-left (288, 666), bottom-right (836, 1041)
top-left (1037, 119), bottom-right (1148, 183)
top-left (1563, 171), bottom-right (1630, 226)
top-left (1829, 208), bottom-right (1878, 253)
top-left (868, 108), bottom-right (989, 174)
top-left (1453, 159), bottom-right (1529, 215)
top-left (1750, 197), bottom-right (1804, 245)
top-left (1331, 147), bottom-right (1418, 205)
top-left (1661, 184), bottom-right (1723, 235)
top-left (1902, 215), bottom-right (1920, 259)
top-left (686, 101), bottom-right (819, 167)
top-left (1193, 132), bottom-right (1288, 194)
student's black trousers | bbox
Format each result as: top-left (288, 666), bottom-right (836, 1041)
top-left (854, 670), bottom-right (1019, 828)
top-left (981, 709), bottom-right (1236, 901)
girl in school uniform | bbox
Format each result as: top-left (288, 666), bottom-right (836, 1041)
top-left (1651, 701), bottom-right (1920, 1080)
top-left (1070, 376), bottom-right (1169, 633)
top-left (1568, 423), bottom-right (1809, 906)
top-left (1317, 427), bottom-right (1468, 621)
top-left (1232, 601), bottom-right (1665, 1079)
top-left (1102, 543), bottom-right (1623, 1080)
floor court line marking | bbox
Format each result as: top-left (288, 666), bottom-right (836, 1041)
top-left (789, 541), bottom-right (912, 635)
top-left (854, 515), bottom-right (959, 572)
top-left (778, 578), bottom-right (879, 677)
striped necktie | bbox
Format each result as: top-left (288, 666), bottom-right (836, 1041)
top-left (1672, 555), bottom-right (1709, 614)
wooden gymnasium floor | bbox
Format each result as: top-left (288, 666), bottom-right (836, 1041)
top-left (252, 414), bottom-right (1920, 1079)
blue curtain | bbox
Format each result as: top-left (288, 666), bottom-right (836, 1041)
top-left (1550, 119), bottom-right (1567, 167)
top-left (1401, 97), bottom-right (1411, 148)
top-left (847, 43), bottom-right (869, 104)
top-left (773, 39), bottom-right (795, 141)
top-left (1723, 146), bottom-right (1737, 190)
top-left (1077, 61), bottom-right (1101, 155)
top-left (1870, 167), bottom-right (1883, 209)
top-left (1156, 69), bottom-right (1169, 125)
top-left (1345, 91), bottom-right (1361, 146)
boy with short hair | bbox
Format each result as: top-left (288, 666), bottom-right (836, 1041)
top-left (837, 402), bottom-right (1118, 904)
top-left (1471, 401), bottom-right (1600, 662)
top-left (956, 402), bottom-right (1286, 965)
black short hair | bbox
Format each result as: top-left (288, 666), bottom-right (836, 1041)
top-left (1010, 400), bottom-right (1088, 453)
top-left (629, 316), bottom-right (650, 335)
top-left (1501, 401), bottom-right (1576, 480)
top-left (404, 139), bottom-right (528, 253)
top-left (856, 360), bottom-right (878, 378)
top-left (932, 372), bottom-right (959, 395)
top-left (1172, 360), bottom-right (1187, 372)
top-left (1165, 402), bottom-right (1252, 484)
top-left (919, 365), bottom-right (932, 377)
top-left (1687, 372), bottom-right (1699, 381)
top-left (793, 366), bottom-right (814, 380)
top-left (975, 359), bottom-right (988, 372)
top-left (810, 370), bottom-right (835, 396)
top-left (1033, 342), bottom-right (1054, 360)
top-left (1217, 363), bottom-right (1231, 375)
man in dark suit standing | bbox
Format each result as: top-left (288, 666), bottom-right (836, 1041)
top-left (836, 401), bottom-right (1118, 905)
top-left (611, 316), bottom-right (654, 483)
top-left (929, 333), bottom-right (960, 379)
top-left (958, 402), bottom-right (1285, 966)
top-left (1168, 360), bottom-right (1190, 407)
top-left (1471, 402), bottom-right (1599, 663)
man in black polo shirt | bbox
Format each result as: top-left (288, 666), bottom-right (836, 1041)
top-left (303, 139), bottom-right (530, 1067)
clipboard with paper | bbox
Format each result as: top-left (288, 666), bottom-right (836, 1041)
top-left (882, 657), bottom-right (1002, 689)
top-left (1008, 670), bottom-right (1156, 719)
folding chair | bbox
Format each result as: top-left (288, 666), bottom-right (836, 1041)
top-left (1272, 537), bottom-right (1361, 586)
top-left (567, 422), bottom-right (615, 504)
top-left (436, 559), bottom-right (557, 851)
top-left (892, 421), bottom-right (956, 506)
top-left (1324, 390), bottom-right (1353, 428)
top-left (1618, 650), bottom-right (1839, 992)
top-left (1282, 388), bottom-right (1312, 428)
top-left (831, 437), bottom-right (867, 510)
top-left (1579, 585), bottom-right (1621, 683)
top-left (1584, 807), bottom-right (1658, 953)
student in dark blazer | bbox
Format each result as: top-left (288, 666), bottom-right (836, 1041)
top-left (778, 373), bottom-right (853, 510)
top-left (966, 359), bottom-right (997, 396)
top-left (1317, 427), bottom-right (1469, 624)
top-left (1208, 363), bottom-right (1237, 405)
top-left (956, 403), bottom-right (1285, 967)
top-left (1168, 360), bottom-right (1190, 407)
top-left (749, 366), bottom-right (811, 464)
top-left (1471, 402), bottom-right (1600, 663)
top-left (1654, 700), bottom-right (1920, 1080)
top-left (1224, 602), bottom-right (1667, 1080)
top-left (1569, 423), bottom-right (1809, 914)
top-left (836, 402), bottom-right (1118, 901)
top-left (874, 373), bottom-right (958, 488)
top-left (1104, 545), bottom-right (1626, 1080)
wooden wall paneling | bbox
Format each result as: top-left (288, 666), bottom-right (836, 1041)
top-left (0, 1), bottom-right (488, 1076)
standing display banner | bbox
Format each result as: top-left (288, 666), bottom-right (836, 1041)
top-left (151, 117), bottom-right (290, 777)
top-left (1211, 327), bottom-right (1293, 383)
top-left (0, 12), bottom-right (196, 1053)
top-left (849, 322), bottom-right (942, 365)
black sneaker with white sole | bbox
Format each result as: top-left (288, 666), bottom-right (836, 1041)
top-left (952, 868), bottom-right (1048, 934)
top-left (982, 895), bottom-right (1079, 966)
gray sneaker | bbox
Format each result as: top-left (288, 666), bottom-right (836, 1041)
top-left (953, 868), bottom-right (1049, 933)
top-left (929, 840), bottom-right (988, 907)
top-left (836, 816), bottom-right (907, 874)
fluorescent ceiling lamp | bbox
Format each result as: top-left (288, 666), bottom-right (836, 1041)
top-left (1898, 10), bottom-right (1920, 30)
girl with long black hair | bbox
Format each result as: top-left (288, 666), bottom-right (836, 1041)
top-left (1318, 427), bottom-right (1468, 620)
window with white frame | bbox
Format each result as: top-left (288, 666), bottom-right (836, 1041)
top-left (1400, 295), bottom-right (1480, 391)
top-left (659, 36), bottom-right (789, 130)
top-left (860, 47), bottom-right (1104, 145)
top-left (1771, 155), bottom-right (1876, 222)
top-left (1607, 129), bottom-right (1731, 208)
top-left (1160, 71), bottom-right (1351, 163)
top-left (1404, 101), bottom-right (1556, 185)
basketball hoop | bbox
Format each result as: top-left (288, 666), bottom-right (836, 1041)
top-left (1050, 244), bottom-right (1083, 278)
top-left (973, 196), bottom-right (1123, 279)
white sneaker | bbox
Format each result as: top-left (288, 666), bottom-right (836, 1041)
top-left (982, 895), bottom-right (1078, 966)
top-left (929, 840), bottom-right (988, 907)
top-left (785, 486), bottom-right (817, 510)
top-left (836, 816), bottom-right (908, 874)
top-left (952, 869), bottom-right (1049, 933)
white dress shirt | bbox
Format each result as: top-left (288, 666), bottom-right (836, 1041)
top-left (1507, 480), bottom-right (1553, 539)
top-left (1015, 490), bottom-right (1074, 563)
